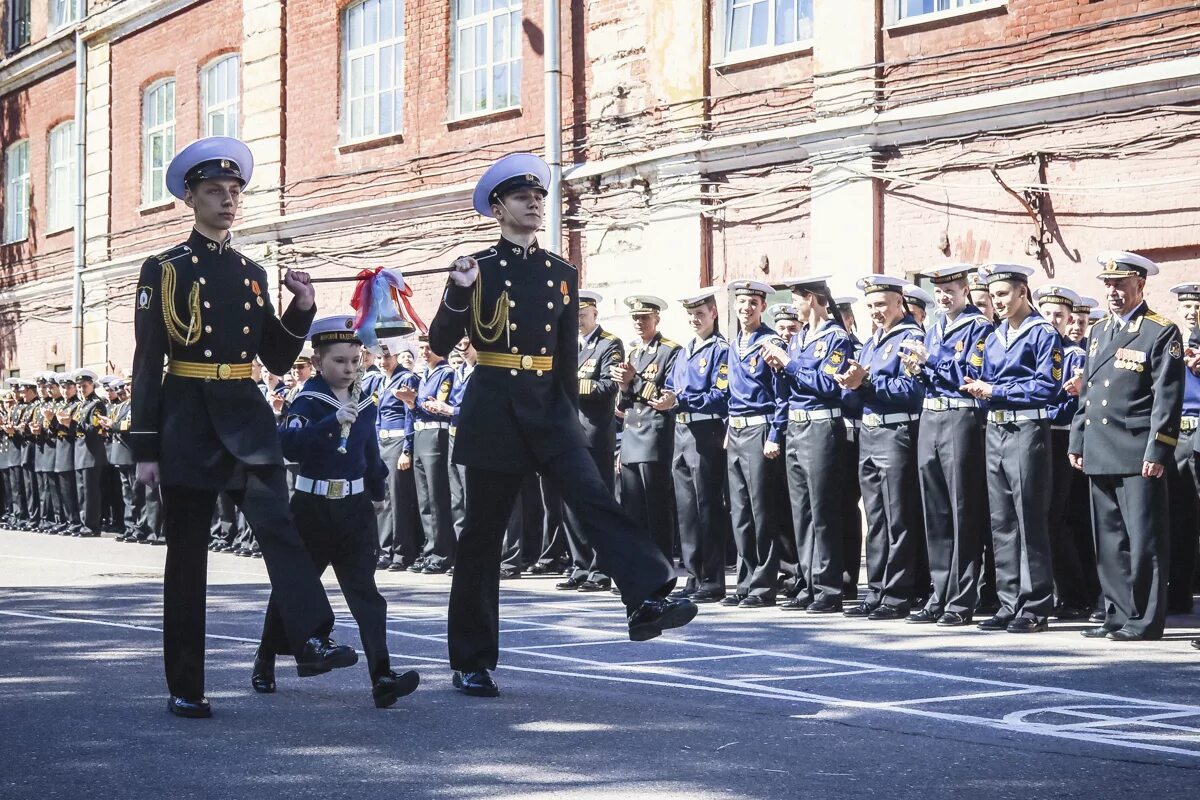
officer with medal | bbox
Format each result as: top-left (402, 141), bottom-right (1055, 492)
top-left (903, 284), bottom-right (934, 330)
top-left (1169, 282), bottom-right (1200, 620)
top-left (130, 136), bottom-right (358, 717)
top-left (836, 275), bottom-right (925, 619)
top-left (1071, 252), bottom-right (1184, 642)
top-left (900, 265), bottom-right (993, 627)
top-left (761, 276), bottom-right (854, 613)
top-left (963, 263), bottom-right (1058, 633)
top-left (72, 369), bottom-right (107, 537)
top-left (557, 289), bottom-right (624, 591)
top-left (662, 288), bottom-right (731, 603)
top-left (429, 153), bottom-right (696, 697)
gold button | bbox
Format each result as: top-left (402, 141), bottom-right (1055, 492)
top-left (199, 277), bottom-right (206, 285)
top-left (204, 325), bottom-right (212, 334)
top-left (243, 326), bottom-right (250, 334)
top-left (203, 301), bottom-right (211, 309)
top-left (204, 349), bottom-right (213, 357)
top-left (540, 347), bottom-right (547, 354)
top-left (244, 279), bottom-right (250, 286)
top-left (1102, 418), bottom-right (1108, 424)
top-left (240, 258), bottom-right (246, 265)
top-left (1087, 381), bottom-right (1093, 388)
top-left (511, 347), bottom-right (519, 354)
top-left (509, 300), bottom-right (516, 308)
top-left (545, 260), bottom-right (551, 267)
top-left (191, 256), bottom-right (199, 264)
top-left (504, 280), bottom-right (512, 287)
top-left (1104, 380), bottom-right (1110, 387)
top-left (547, 302), bottom-right (554, 309)
top-left (240, 351), bottom-right (248, 358)
top-left (1086, 419), bottom-right (1092, 426)
top-left (245, 302), bottom-right (252, 310)
top-left (520, 355), bottom-right (534, 369)
top-left (509, 323), bottom-right (517, 331)
top-left (545, 324), bottom-right (552, 332)
top-left (500, 260), bottom-right (508, 267)
top-left (509, 369), bottom-right (518, 376)
top-left (536, 370), bottom-right (544, 377)
top-left (1101, 400), bottom-right (1108, 406)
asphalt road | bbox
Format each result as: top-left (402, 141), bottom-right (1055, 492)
top-left (2, 529), bottom-right (1199, 800)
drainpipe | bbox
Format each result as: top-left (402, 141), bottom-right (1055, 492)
top-left (543, 0), bottom-right (562, 251)
top-left (71, 29), bottom-right (86, 368)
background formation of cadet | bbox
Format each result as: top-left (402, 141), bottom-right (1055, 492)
top-left (2, 257), bottom-right (1199, 648)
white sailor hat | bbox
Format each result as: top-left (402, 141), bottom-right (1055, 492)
top-left (768, 303), bottom-right (799, 322)
top-left (1096, 250), bottom-right (1158, 279)
top-left (98, 375), bottom-right (119, 388)
top-left (3, 377), bottom-right (20, 388)
top-left (922, 264), bottom-right (975, 285)
top-left (579, 290), bottom-right (603, 308)
top-left (378, 336), bottom-right (417, 359)
top-left (1169, 282), bottom-right (1200, 302)
top-left (902, 284), bottom-right (934, 308)
top-left (833, 296), bottom-right (857, 308)
top-left (780, 274), bottom-right (832, 291)
top-left (679, 288), bottom-right (720, 309)
top-left (73, 368), bottom-right (99, 383)
top-left (36, 371), bottom-right (54, 385)
top-left (56, 372), bottom-right (75, 384)
top-left (1088, 308), bottom-right (1106, 322)
top-left (308, 315), bottom-right (361, 347)
top-left (977, 263), bottom-right (1036, 285)
top-left (624, 295), bottom-right (668, 315)
top-left (166, 136), bottom-right (254, 201)
top-left (967, 269), bottom-right (988, 292)
top-left (728, 279), bottom-right (773, 298)
top-left (1073, 295), bottom-right (1099, 313)
top-left (472, 153), bottom-right (551, 216)
top-left (856, 274), bottom-right (907, 295)
top-left (1034, 285), bottom-right (1082, 308)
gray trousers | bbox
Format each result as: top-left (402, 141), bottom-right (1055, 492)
top-left (414, 427), bottom-right (455, 567)
top-left (985, 419), bottom-right (1054, 621)
top-left (859, 420), bottom-right (921, 607)
top-left (726, 423), bottom-right (787, 600)
top-left (917, 409), bottom-right (986, 614)
top-left (786, 417), bottom-right (845, 603)
top-left (563, 448), bottom-right (611, 581)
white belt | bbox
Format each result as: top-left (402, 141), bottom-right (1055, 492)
top-left (844, 418), bottom-right (861, 430)
top-left (788, 408), bottom-right (842, 423)
top-left (379, 429), bottom-right (406, 440)
top-left (861, 412), bottom-right (918, 428)
top-left (413, 421), bottom-right (450, 431)
top-left (1181, 416), bottom-right (1198, 433)
top-left (729, 415), bottom-right (768, 429)
top-left (676, 412), bottom-right (721, 425)
top-left (922, 397), bottom-right (980, 411)
top-left (987, 408), bottom-right (1048, 425)
top-left (295, 476), bottom-right (364, 499)
top-left (1051, 423), bottom-right (1072, 431)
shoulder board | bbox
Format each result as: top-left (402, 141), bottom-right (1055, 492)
top-left (599, 331), bottom-right (618, 341)
top-left (471, 247), bottom-right (500, 261)
top-left (1066, 344), bottom-right (1086, 356)
top-left (154, 244), bottom-right (191, 264)
top-left (1144, 312), bottom-right (1173, 328)
top-left (659, 338), bottom-right (681, 350)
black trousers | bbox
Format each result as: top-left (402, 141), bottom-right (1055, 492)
top-left (619, 459), bottom-right (675, 560)
top-left (841, 423), bottom-right (863, 597)
top-left (985, 419), bottom-right (1054, 621)
top-left (159, 466), bottom-right (336, 699)
top-left (6, 466), bottom-right (26, 518)
top-left (786, 417), bottom-right (845, 603)
top-left (102, 464), bottom-right (123, 529)
top-left (562, 446), bottom-right (612, 581)
top-left (38, 471), bottom-right (60, 525)
top-left (448, 446), bottom-right (675, 672)
top-left (1168, 433), bottom-right (1198, 612)
top-left (672, 421), bottom-right (729, 595)
top-left (859, 420), bottom-right (921, 608)
top-left (1090, 472), bottom-right (1170, 638)
top-left (56, 470), bottom-right (80, 527)
top-left (118, 467), bottom-right (142, 537)
top-left (726, 424), bottom-right (788, 600)
top-left (414, 427), bottom-right (455, 567)
top-left (76, 465), bottom-right (103, 533)
top-left (260, 492), bottom-right (392, 682)
top-left (1048, 428), bottom-right (1098, 609)
top-left (20, 464), bottom-right (37, 522)
top-left (917, 409), bottom-right (986, 614)
top-left (501, 475), bottom-right (542, 571)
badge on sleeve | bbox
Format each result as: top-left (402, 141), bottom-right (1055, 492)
top-left (285, 414), bottom-right (307, 429)
top-left (1169, 339), bottom-right (1183, 359)
top-left (137, 286), bottom-right (154, 311)
top-left (716, 363), bottom-right (729, 391)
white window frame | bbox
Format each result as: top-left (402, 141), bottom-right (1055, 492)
top-left (142, 79), bottom-right (176, 206)
top-left (721, 0), bottom-right (813, 61)
top-left (451, 0), bottom-right (523, 120)
top-left (47, 121), bottom-right (76, 233)
top-left (4, 140), bottom-right (30, 244)
top-left (49, 0), bottom-right (77, 32)
top-left (341, 0), bottom-right (406, 143)
top-left (201, 55), bottom-right (240, 138)
top-left (894, 0), bottom-right (998, 22)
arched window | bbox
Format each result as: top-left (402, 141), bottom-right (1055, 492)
top-left (452, 0), bottom-right (522, 119)
top-left (142, 79), bottom-right (176, 205)
top-left (342, 0), bottom-right (406, 141)
top-left (202, 55), bottom-right (240, 137)
top-left (48, 121), bottom-right (77, 232)
top-left (4, 140), bottom-right (30, 243)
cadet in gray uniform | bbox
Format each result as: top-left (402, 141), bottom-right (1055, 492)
top-left (73, 369), bottom-right (107, 537)
top-left (53, 374), bottom-right (83, 535)
top-left (1072, 252), bottom-right (1185, 642)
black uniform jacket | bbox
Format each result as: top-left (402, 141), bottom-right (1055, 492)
top-left (617, 332), bottom-right (682, 465)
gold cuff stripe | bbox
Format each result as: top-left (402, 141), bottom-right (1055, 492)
top-left (1155, 432), bottom-right (1179, 446)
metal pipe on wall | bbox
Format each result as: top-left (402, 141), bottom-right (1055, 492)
top-left (543, 0), bottom-right (562, 251)
top-left (71, 28), bottom-right (87, 368)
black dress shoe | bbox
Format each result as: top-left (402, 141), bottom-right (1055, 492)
top-left (251, 551), bottom-right (263, 558)
top-left (453, 669), bottom-right (499, 697)
top-left (936, 611), bottom-right (972, 627)
top-left (578, 579), bottom-right (612, 592)
top-left (168, 695), bottom-right (212, 718)
top-left (779, 597), bottom-right (810, 612)
top-left (719, 595), bottom-right (744, 607)
top-left (251, 648), bottom-right (276, 693)
top-left (1088, 610), bottom-right (1107, 623)
top-left (151, 538), bottom-right (167, 546)
top-left (868, 604), bottom-right (909, 621)
top-left (843, 602), bottom-right (877, 618)
top-left (295, 637), bottom-right (358, 677)
top-left (1107, 628), bottom-right (1147, 642)
top-left (689, 590), bottom-right (725, 604)
top-left (628, 597), bottom-right (699, 641)
top-left (556, 576), bottom-right (586, 591)
top-left (407, 561), bottom-right (426, 573)
top-left (1006, 617), bottom-right (1048, 633)
top-left (739, 595), bottom-right (774, 609)
top-left (806, 599), bottom-right (843, 614)
top-left (376, 559), bottom-right (392, 571)
top-left (387, 562), bottom-right (406, 572)
top-left (421, 563), bottom-right (449, 574)
top-left (1080, 626), bottom-right (1119, 639)
top-left (668, 588), bottom-right (694, 600)
top-left (499, 568), bottom-right (522, 580)
top-left (528, 561), bottom-right (552, 575)
top-left (1055, 604), bottom-right (1092, 621)
top-left (906, 608), bottom-right (939, 624)
top-left (373, 670), bottom-right (421, 708)
top-left (976, 615), bottom-right (1013, 631)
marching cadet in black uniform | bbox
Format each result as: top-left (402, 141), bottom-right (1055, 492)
top-left (837, 275), bottom-right (925, 620)
top-left (255, 315), bottom-right (420, 708)
top-left (903, 265), bottom-right (993, 626)
top-left (557, 289), bottom-right (623, 591)
top-left (1071, 252), bottom-right (1185, 642)
top-left (663, 288), bottom-right (730, 603)
top-left (614, 296), bottom-right (682, 560)
top-left (73, 369), bottom-right (107, 537)
top-left (410, 338), bottom-right (457, 573)
top-left (1169, 282), bottom-right (1200, 617)
top-left (53, 374), bottom-right (83, 535)
top-left (430, 153), bottom-right (695, 697)
top-left (762, 276), bottom-right (854, 613)
top-left (131, 136), bottom-right (358, 718)
top-left (98, 377), bottom-right (125, 533)
top-left (965, 263), bottom-right (1059, 633)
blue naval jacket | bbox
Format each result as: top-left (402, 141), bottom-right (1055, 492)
top-left (727, 325), bottom-right (788, 442)
top-left (1048, 334), bottom-right (1087, 425)
top-left (412, 361), bottom-right (457, 426)
top-left (378, 367), bottom-right (419, 454)
top-left (980, 310), bottom-right (1062, 411)
top-left (665, 332), bottom-right (730, 418)
top-left (781, 319), bottom-right (854, 412)
top-left (854, 316), bottom-right (926, 416)
top-left (918, 305), bottom-right (993, 400)
top-left (279, 374), bottom-right (389, 500)
top-left (449, 364), bottom-right (474, 426)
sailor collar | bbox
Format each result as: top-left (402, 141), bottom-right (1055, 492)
top-left (997, 311), bottom-right (1054, 349)
top-left (292, 376), bottom-right (375, 411)
top-left (689, 332), bottom-right (723, 356)
top-left (871, 320), bottom-right (922, 347)
top-left (939, 306), bottom-right (987, 337)
top-left (801, 319), bottom-right (840, 348)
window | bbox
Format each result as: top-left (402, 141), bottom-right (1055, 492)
top-left (202, 55), bottom-right (240, 137)
top-left (142, 79), bottom-right (176, 205)
top-left (724, 0), bottom-right (812, 56)
top-left (6, 0), bottom-right (31, 50)
top-left (48, 121), bottom-right (76, 232)
top-left (452, 0), bottom-right (522, 119)
top-left (49, 0), bottom-right (78, 31)
top-left (897, 0), bottom-right (991, 20)
top-left (4, 140), bottom-right (29, 244)
top-left (342, 0), bottom-right (405, 142)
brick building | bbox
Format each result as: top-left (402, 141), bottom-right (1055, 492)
top-left (1, 0), bottom-right (1199, 376)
